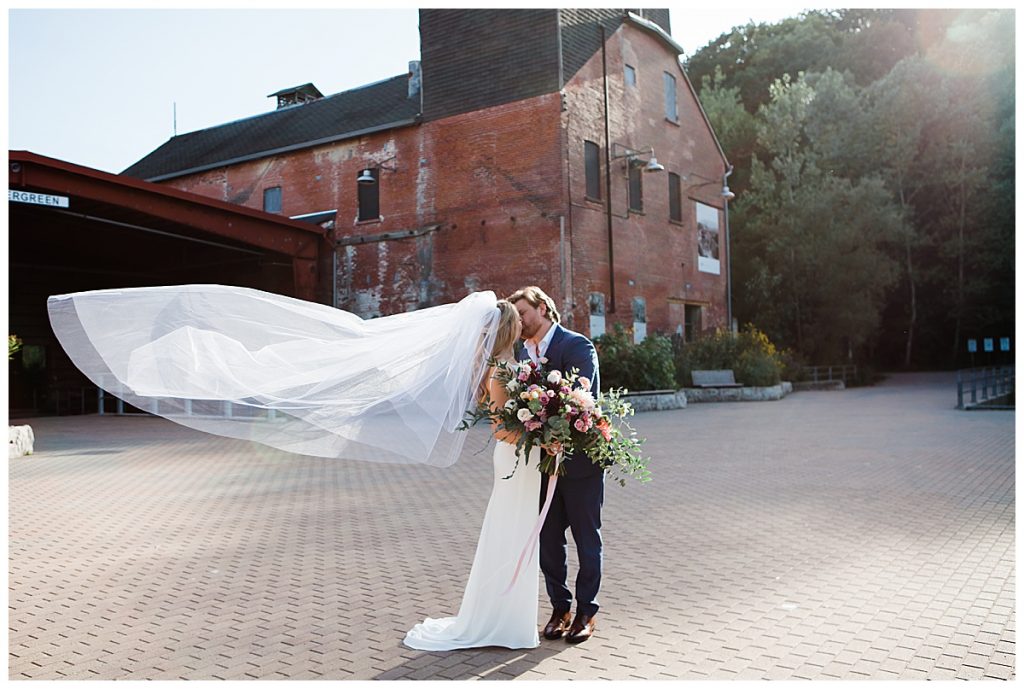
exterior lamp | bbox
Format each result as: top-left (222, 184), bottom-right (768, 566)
top-left (357, 156), bottom-right (397, 186)
top-left (611, 143), bottom-right (665, 173)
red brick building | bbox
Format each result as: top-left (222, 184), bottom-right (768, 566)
top-left (125, 9), bottom-right (732, 340)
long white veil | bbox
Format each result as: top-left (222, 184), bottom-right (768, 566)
top-left (47, 285), bottom-right (499, 466)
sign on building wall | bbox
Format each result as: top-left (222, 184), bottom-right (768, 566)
top-left (632, 296), bottom-right (647, 344)
top-left (696, 201), bottom-right (720, 275)
top-left (9, 190), bottom-right (69, 208)
top-left (589, 292), bottom-right (606, 338)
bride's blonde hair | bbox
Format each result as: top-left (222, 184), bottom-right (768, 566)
top-left (491, 300), bottom-right (521, 358)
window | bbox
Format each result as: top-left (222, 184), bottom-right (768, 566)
top-left (663, 72), bottom-right (678, 122)
top-left (696, 201), bottom-right (721, 274)
top-left (668, 172), bottom-right (682, 222)
top-left (584, 140), bottom-right (601, 200)
top-left (628, 165), bottom-right (643, 212)
top-left (263, 186), bottom-right (282, 213)
top-left (624, 64), bottom-right (637, 87)
top-left (357, 169), bottom-right (380, 221)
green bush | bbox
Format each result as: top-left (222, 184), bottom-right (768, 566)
top-left (9, 334), bottom-right (22, 361)
top-left (776, 347), bottom-right (806, 382)
top-left (594, 325), bottom-right (676, 391)
top-left (673, 325), bottom-right (785, 387)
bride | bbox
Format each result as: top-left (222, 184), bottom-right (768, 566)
top-left (47, 286), bottom-right (544, 650)
top-left (404, 300), bottom-right (542, 651)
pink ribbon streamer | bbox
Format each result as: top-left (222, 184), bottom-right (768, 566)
top-left (502, 454), bottom-right (561, 596)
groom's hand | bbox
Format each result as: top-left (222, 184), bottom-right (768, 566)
top-left (543, 440), bottom-right (563, 456)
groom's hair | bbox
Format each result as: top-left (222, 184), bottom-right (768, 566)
top-left (508, 286), bottom-right (561, 324)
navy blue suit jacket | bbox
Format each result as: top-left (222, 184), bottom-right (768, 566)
top-left (519, 323), bottom-right (604, 480)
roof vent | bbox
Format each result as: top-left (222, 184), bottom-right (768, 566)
top-left (268, 83), bottom-right (324, 110)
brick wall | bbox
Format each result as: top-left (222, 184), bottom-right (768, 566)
top-left (165, 94), bottom-right (568, 318)
top-left (161, 14), bottom-right (728, 339)
top-left (562, 20), bottom-right (729, 339)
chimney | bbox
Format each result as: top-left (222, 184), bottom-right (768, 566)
top-left (408, 60), bottom-right (422, 99)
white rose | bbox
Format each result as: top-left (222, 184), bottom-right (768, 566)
top-left (506, 380), bottom-right (520, 393)
top-left (547, 370), bottom-right (562, 385)
top-left (578, 376), bottom-right (591, 391)
top-left (517, 408), bottom-right (534, 422)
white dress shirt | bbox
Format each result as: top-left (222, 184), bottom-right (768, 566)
top-left (526, 323), bottom-right (557, 365)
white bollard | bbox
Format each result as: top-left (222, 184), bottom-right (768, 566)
top-left (8, 425), bottom-right (35, 458)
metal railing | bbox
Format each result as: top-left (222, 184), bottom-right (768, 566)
top-left (956, 366), bottom-right (1015, 409)
top-left (97, 386), bottom-right (280, 420)
top-left (802, 365), bottom-right (858, 383)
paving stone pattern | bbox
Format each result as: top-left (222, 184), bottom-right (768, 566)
top-left (9, 372), bottom-right (1014, 680)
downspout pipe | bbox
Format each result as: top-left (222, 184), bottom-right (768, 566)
top-left (601, 24), bottom-right (615, 314)
top-left (723, 164), bottom-right (734, 330)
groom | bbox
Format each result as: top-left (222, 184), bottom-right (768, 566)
top-left (508, 286), bottom-right (603, 644)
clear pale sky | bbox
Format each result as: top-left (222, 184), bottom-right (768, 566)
top-left (9, 5), bottom-right (820, 174)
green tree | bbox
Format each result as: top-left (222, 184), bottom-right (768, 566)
top-left (865, 56), bottom-right (945, 367)
top-left (734, 72), bottom-right (901, 361)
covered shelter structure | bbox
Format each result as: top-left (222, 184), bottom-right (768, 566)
top-left (8, 151), bottom-right (329, 416)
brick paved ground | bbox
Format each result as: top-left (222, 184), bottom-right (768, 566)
top-left (9, 372), bottom-right (1014, 680)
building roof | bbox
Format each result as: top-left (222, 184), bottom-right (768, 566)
top-left (123, 74), bottom-right (419, 182)
top-left (12, 150), bottom-right (323, 257)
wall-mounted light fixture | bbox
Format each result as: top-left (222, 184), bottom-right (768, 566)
top-left (611, 143), bottom-right (665, 173)
top-left (684, 170), bottom-right (734, 200)
top-left (357, 156), bottom-right (398, 185)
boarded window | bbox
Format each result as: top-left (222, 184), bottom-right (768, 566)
top-left (668, 172), bottom-right (682, 221)
top-left (628, 165), bottom-right (643, 212)
top-left (664, 72), bottom-right (678, 121)
top-left (584, 140), bottom-right (601, 200)
top-left (357, 169), bottom-right (380, 221)
top-left (624, 64), bottom-right (637, 87)
top-left (263, 186), bottom-right (282, 213)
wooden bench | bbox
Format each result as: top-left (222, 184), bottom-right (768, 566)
top-left (691, 369), bottom-right (743, 388)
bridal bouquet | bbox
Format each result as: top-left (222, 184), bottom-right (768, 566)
top-left (462, 358), bottom-right (650, 486)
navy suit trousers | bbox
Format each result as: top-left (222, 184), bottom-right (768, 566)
top-left (539, 471), bottom-right (605, 618)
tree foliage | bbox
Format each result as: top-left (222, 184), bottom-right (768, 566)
top-left (687, 8), bottom-right (1014, 369)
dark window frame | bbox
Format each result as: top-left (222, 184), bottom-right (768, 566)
top-left (668, 172), bottom-right (682, 222)
top-left (357, 169), bottom-right (380, 222)
top-left (628, 164), bottom-right (643, 212)
top-left (584, 140), bottom-right (601, 200)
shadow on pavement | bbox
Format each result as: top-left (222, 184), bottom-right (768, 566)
top-left (378, 642), bottom-right (567, 680)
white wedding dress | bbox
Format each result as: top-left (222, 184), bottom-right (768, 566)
top-left (404, 441), bottom-right (542, 650)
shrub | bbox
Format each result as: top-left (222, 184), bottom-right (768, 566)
top-left (776, 347), bottom-right (806, 382)
top-left (674, 325), bottom-right (784, 387)
top-left (594, 325), bottom-right (676, 391)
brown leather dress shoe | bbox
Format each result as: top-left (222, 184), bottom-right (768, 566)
top-left (542, 610), bottom-right (572, 640)
top-left (565, 613), bottom-right (596, 644)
